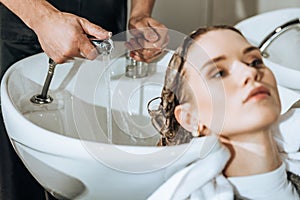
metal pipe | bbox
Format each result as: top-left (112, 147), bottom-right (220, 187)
top-left (259, 18), bottom-right (300, 55)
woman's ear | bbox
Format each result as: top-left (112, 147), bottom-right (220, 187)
top-left (174, 104), bottom-right (208, 136)
top-left (174, 103), bottom-right (198, 133)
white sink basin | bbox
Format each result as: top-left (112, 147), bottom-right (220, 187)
top-left (1, 40), bottom-right (220, 199)
top-left (235, 8), bottom-right (300, 91)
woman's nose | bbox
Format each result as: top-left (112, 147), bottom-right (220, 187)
top-left (236, 61), bottom-right (259, 86)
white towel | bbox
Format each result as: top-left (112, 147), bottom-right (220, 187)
top-left (277, 85), bottom-right (300, 115)
top-left (148, 138), bottom-right (233, 200)
top-left (274, 85), bottom-right (300, 176)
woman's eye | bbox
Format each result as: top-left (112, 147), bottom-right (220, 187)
top-left (248, 59), bottom-right (264, 68)
top-left (212, 70), bottom-right (226, 78)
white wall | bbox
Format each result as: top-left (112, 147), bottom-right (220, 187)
top-left (148, 0), bottom-right (300, 35)
top-left (258, 0), bottom-right (300, 12)
top-left (151, 0), bottom-right (208, 35)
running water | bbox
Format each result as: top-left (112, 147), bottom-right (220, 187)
top-left (91, 39), bottom-right (114, 143)
top-left (103, 55), bottom-right (113, 143)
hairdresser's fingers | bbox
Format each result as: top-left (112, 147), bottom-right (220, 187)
top-left (129, 17), bottom-right (159, 42)
top-left (124, 41), bottom-right (134, 51)
top-left (135, 20), bottom-right (168, 49)
top-left (129, 16), bottom-right (168, 48)
top-left (79, 18), bottom-right (112, 40)
top-left (142, 19), bottom-right (168, 51)
top-left (130, 37), bottom-right (144, 51)
top-left (78, 18), bottom-right (113, 60)
top-left (147, 18), bottom-right (168, 44)
top-left (77, 34), bottom-right (99, 60)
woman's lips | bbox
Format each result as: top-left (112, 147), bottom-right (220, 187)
top-left (244, 86), bottom-right (271, 103)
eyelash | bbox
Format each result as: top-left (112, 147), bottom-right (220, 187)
top-left (248, 58), bottom-right (264, 68)
top-left (211, 58), bottom-right (264, 79)
top-left (211, 68), bottom-right (227, 79)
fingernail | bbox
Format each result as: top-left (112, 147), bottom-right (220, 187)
top-left (80, 52), bottom-right (86, 57)
top-left (108, 32), bottom-right (112, 38)
top-left (147, 33), bottom-right (158, 42)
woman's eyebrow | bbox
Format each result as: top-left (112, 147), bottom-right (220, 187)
top-left (202, 56), bottom-right (226, 70)
top-left (200, 46), bottom-right (260, 70)
top-left (243, 46), bottom-right (260, 54)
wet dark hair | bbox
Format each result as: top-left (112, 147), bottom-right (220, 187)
top-left (148, 25), bottom-right (244, 146)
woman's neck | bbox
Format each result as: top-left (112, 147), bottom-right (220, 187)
top-left (221, 130), bottom-right (281, 177)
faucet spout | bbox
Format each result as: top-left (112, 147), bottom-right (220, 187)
top-left (91, 39), bottom-right (114, 55)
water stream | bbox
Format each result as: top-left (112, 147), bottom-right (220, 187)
top-left (103, 55), bottom-right (113, 143)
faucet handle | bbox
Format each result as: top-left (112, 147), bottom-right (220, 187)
top-left (91, 39), bottom-right (114, 55)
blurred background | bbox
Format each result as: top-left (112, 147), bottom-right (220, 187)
top-left (130, 0), bottom-right (300, 34)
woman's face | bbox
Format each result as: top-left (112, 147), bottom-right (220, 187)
top-left (184, 29), bottom-right (281, 137)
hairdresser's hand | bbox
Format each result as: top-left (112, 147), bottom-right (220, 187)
top-left (32, 11), bottom-right (111, 64)
top-left (127, 16), bottom-right (168, 63)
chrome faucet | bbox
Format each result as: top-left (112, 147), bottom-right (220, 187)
top-left (91, 39), bottom-right (114, 55)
